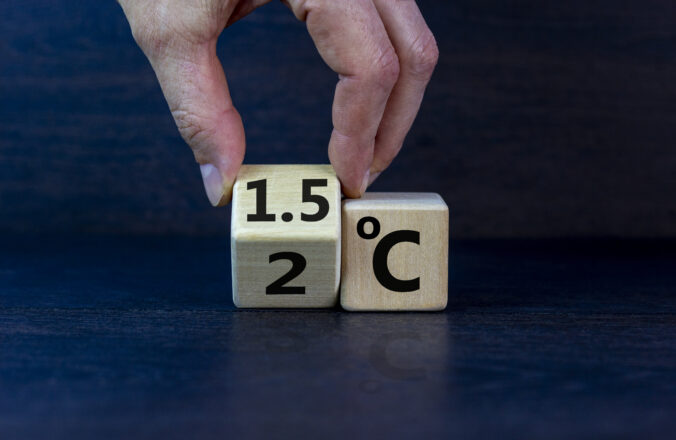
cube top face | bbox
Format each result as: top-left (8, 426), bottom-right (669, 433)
top-left (232, 165), bottom-right (340, 240)
top-left (342, 192), bottom-right (447, 212)
top-left (341, 192), bottom-right (449, 311)
top-left (231, 165), bottom-right (341, 308)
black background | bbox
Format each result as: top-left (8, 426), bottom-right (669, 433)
top-left (2, 0), bottom-right (676, 237)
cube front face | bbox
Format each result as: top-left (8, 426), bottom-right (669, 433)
top-left (231, 165), bottom-right (340, 308)
top-left (340, 193), bottom-right (449, 311)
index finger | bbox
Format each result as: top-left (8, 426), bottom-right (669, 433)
top-left (287, 0), bottom-right (400, 197)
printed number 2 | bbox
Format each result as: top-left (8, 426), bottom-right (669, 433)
top-left (266, 252), bottom-right (306, 295)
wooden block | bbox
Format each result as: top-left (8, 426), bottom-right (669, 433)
top-left (231, 165), bottom-right (341, 308)
top-left (340, 193), bottom-right (449, 311)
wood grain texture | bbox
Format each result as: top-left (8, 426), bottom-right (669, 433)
top-left (341, 193), bottom-right (449, 311)
top-left (231, 165), bottom-right (340, 307)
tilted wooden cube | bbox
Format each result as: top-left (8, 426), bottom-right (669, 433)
top-left (231, 165), bottom-right (341, 308)
top-left (341, 193), bottom-right (449, 311)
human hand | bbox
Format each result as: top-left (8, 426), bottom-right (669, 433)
top-left (118, 0), bottom-right (438, 205)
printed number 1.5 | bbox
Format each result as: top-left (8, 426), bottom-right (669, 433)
top-left (246, 178), bottom-right (329, 223)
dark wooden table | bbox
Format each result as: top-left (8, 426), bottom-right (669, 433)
top-left (1, 237), bottom-right (674, 439)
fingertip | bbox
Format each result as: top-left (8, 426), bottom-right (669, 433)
top-left (328, 129), bottom-right (374, 199)
top-left (339, 170), bottom-right (370, 199)
top-left (340, 185), bottom-right (361, 199)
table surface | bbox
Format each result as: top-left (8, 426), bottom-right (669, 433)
top-left (1, 237), bottom-right (675, 439)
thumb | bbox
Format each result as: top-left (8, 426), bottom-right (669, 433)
top-left (150, 41), bottom-right (245, 206)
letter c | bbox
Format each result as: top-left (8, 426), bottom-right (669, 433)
top-left (372, 230), bottom-right (420, 292)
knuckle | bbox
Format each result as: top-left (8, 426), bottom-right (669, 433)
top-left (290, 0), bottom-right (312, 19)
top-left (130, 20), bottom-right (172, 58)
top-left (367, 47), bottom-right (400, 90)
top-left (404, 30), bottom-right (439, 80)
top-left (171, 108), bottom-right (215, 157)
top-left (123, 0), bottom-right (227, 57)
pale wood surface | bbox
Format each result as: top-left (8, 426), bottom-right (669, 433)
top-left (231, 165), bottom-right (340, 308)
top-left (341, 193), bottom-right (449, 311)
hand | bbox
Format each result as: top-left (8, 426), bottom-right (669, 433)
top-left (118, 0), bottom-right (438, 206)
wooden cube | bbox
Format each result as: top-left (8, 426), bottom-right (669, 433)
top-left (231, 165), bottom-right (341, 308)
top-left (340, 193), bottom-right (449, 311)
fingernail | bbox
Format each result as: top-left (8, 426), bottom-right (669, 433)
top-left (200, 164), bottom-right (228, 207)
top-left (368, 171), bottom-right (381, 186)
top-left (360, 170), bottom-right (370, 195)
